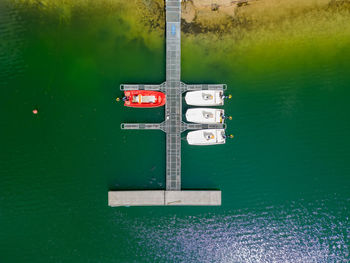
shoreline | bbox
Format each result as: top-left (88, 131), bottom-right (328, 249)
top-left (179, 0), bottom-right (348, 34)
top-left (10, 0), bottom-right (350, 35)
top-left (8, 0), bottom-right (350, 56)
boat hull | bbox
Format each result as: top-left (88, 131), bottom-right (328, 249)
top-left (187, 129), bottom-right (226, 145)
top-left (124, 90), bottom-right (166, 108)
top-left (185, 90), bottom-right (224, 106)
top-left (186, 108), bottom-right (224, 124)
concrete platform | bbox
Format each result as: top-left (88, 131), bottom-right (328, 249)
top-left (108, 191), bottom-right (221, 206)
top-left (108, 191), bottom-right (164, 206)
top-left (165, 191), bottom-right (221, 206)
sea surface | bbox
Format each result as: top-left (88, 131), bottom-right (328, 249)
top-left (1, 1), bottom-right (350, 262)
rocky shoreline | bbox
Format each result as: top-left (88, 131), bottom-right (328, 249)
top-left (182, 0), bottom-right (242, 23)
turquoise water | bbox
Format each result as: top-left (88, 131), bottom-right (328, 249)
top-left (1, 1), bottom-right (350, 262)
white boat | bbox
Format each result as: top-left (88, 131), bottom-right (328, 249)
top-left (185, 108), bottom-right (224, 124)
top-left (187, 129), bottom-right (226, 145)
top-left (185, 90), bottom-right (224, 106)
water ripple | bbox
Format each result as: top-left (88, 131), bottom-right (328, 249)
top-left (112, 197), bottom-right (349, 262)
top-left (0, 1), bottom-right (26, 85)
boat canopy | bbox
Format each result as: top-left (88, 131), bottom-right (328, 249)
top-left (187, 129), bottom-right (226, 145)
top-left (186, 108), bottom-right (224, 124)
top-left (185, 90), bottom-right (224, 106)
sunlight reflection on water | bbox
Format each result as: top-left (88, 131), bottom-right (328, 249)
top-left (115, 197), bottom-right (349, 262)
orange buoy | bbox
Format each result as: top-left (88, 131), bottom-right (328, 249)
top-left (32, 109), bottom-right (38, 114)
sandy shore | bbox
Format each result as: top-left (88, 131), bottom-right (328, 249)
top-left (182, 0), bottom-right (241, 23)
top-left (12, 0), bottom-right (350, 40)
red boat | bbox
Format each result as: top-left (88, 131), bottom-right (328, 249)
top-left (123, 90), bottom-right (166, 108)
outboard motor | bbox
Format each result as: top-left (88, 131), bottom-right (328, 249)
top-left (222, 115), bottom-right (232, 120)
top-left (222, 94), bottom-right (232, 100)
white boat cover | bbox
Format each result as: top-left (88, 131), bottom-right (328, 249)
top-left (185, 90), bottom-right (224, 106)
top-left (187, 129), bottom-right (226, 145)
top-left (132, 95), bottom-right (156, 103)
top-left (186, 108), bottom-right (224, 124)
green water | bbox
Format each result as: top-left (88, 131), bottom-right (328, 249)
top-left (1, 1), bottom-right (350, 262)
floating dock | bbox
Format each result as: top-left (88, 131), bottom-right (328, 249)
top-left (108, 0), bottom-right (225, 206)
top-left (108, 191), bottom-right (221, 206)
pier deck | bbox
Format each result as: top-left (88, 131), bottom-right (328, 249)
top-left (108, 191), bottom-right (221, 206)
top-left (108, 0), bottom-right (226, 206)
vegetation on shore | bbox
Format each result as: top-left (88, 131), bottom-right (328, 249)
top-left (8, 0), bottom-right (350, 74)
top-left (11, 0), bottom-right (350, 41)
